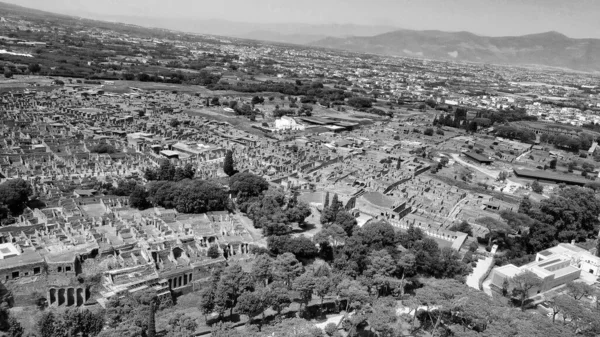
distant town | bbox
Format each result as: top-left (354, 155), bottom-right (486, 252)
top-left (0, 2), bottom-right (600, 337)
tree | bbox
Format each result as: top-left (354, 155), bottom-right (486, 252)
top-left (165, 313), bottom-right (197, 337)
top-left (477, 216), bottom-right (510, 246)
top-left (511, 270), bottom-right (542, 310)
top-left (268, 283), bottom-right (291, 316)
top-left (323, 192), bottom-right (330, 208)
top-left (449, 221), bottom-right (473, 236)
top-left (334, 211), bottom-right (357, 236)
top-left (314, 276), bottom-right (333, 315)
top-left (6, 316), bottom-right (23, 337)
top-left (207, 245), bottom-right (221, 259)
top-left (251, 254), bottom-right (273, 286)
top-left (518, 195), bottom-right (532, 214)
top-left (0, 179), bottom-right (32, 220)
top-left (365, 250), bottom-right (397, 296)
top-left (37, 312), bottom-right (57, 337)
top-left (549, 158), bottom-right (557, 170)
top-left (4, 69), bottom-right (13, 78)
top-left (497, 170), bottom-right (509, 182)
top-left (216, 263), bottom-right (252, 316)
top-left (293, 272), bottom-right (317, 312)
top-left (336, 278), bottom-right (369, 313)
top-left (368, 297), bottom-right (401, 337)
top-left (236, 291), bottom-right (263, 322)
top-left (549, 294), bottom-right (576, 323)
top-left (439, 157), bottom-right (449, 167)
top-left (129, 186), bottom-right (150, 210)
top-left (531, 180), bottom-right (543, 194)
top-left (29, 63), bottom-right (41, 73)
top-left (565, 281), bottom-right (596, 300)
top-left (314, 224), bottom-right (347, 254)
top-left (199, 287), bottom-right (215, 321)
top-left (529, 186), bottom-right (600, 244)
top-left (423, 128), bottom-right (434, 136)
top-left (229, 173), bottom-right (269, 202)
top-left (223, 150), bottom-right (237, 176)
top-left (268, 235), bottom-right (318, 259)
top-left (272, 253), bottom-right (303, 289)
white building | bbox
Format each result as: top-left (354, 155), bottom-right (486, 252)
top-left (274, 116), bottom-right (305, 131)
top-left (489, 243), bottom-right (599, 297)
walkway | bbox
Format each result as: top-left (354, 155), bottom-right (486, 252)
top-left (466, 256), bottom-right (494, 294)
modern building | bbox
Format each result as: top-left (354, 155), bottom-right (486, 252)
top-left (489, 243), bottom-right (594, 296)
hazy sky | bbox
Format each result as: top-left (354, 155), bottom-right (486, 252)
top-left (7, 0), bottom-right (600, 38)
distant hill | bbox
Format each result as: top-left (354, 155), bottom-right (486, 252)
top-left (310, 29), bottom-right (600, 71)
top-left (64, 14), bottom-right (398, 44)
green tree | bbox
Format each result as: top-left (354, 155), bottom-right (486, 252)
top-left (223, 150), bottom-right (237, 176)
top-left (129, 185), bottom-right (150, 210)
top-left (251, 254), bottom-right (273, 286)
top-left (477, 216), bottom-right (510, 246)
top-left (207, 245), bottom-right (221, 259)
top-left (0, 179), bottom-right (33, 218)
top-left (518, 195), bottom-right (532, 214)
top-left (216, 263), bottom-right (252, 317)
top-left (229, 173), bottom-right (269, 202)
top-left (165, 313), bottom-right (197, 337)
top-left (511, 270), bottom-right (542, 310)
top-left (565, 281), bottom-right (596, 300)
top-left (293, 272), bottom-right (317, 312)
top-left (449, 220), bottom-right (473, 236)
top-left (6, 316), bottom-right (23, 337)
top-left (531, 180), bottom-right (543, 193)
top-left (272, 253), bottom-right (303, 289)
top-left (199, 287), bottom-right (215, 321)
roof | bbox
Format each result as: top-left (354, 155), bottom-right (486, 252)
top-left (299, 117), bottom-right (335, 125)
top-left (513, 168), bottom-right (589, 185)
top-left (360, 191), bottom-right (395, 209)
top-left (159, 150), bottom-right (179, 157)
top-left (464, 151), bottom-right (493, 163)
top-left (0, 251), bottom-right (44, 270)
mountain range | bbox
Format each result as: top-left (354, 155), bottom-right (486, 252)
top-left (3, 0), bottom-right (600, 72)
top-left (309, 29), bottom-right (600, 71)
top-left (71, 14), bottom-right (398, 45)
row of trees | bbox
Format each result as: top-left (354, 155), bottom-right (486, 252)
top-left (206, 80), bottom-right (352, 106)
top-left (134, 179), bottom-right (230, 213)
top-left (144, 160), bottom-right (195, 182)
top-left (540, 132), bottom-right (595, 152)
top-left (88, 143), bottom-right (118, 154)
top-left (494, 125), bottom-right (537, 143)
top-left (201, 247), bottom-right (584, 336)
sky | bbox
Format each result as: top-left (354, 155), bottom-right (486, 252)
top-left (6, 0), bottom-right (600, 38)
